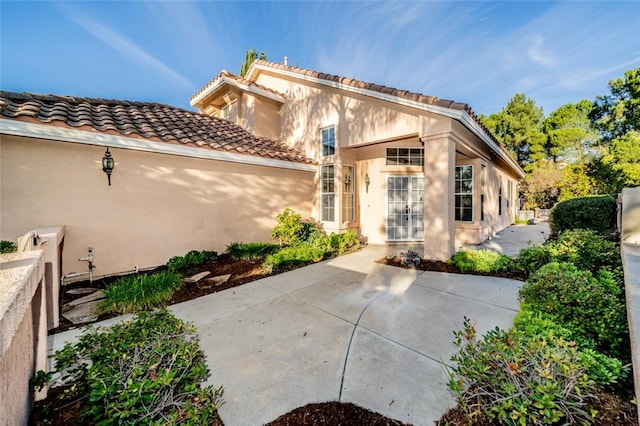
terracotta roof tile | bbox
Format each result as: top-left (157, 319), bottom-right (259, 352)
top-left (250, 60), bottom-right (505, 151)
top-left (0, 91), bottom-right (314, 166)
top-left (190, 70), bottom-right (284, 103)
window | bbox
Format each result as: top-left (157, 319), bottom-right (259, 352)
top-left (455, 165), bottom-right (473, 222)
top-left (321, 126), bottom-right (335, 157)
top-left (342, 165), bottom-right (355, 222)
top-left (321, 165), bottom-right (335, 221)
top-left (220, 103), bottom-right (233, 120)
top-left (507, 180), bottom-right (513, 209)
top-left (386, 148), bottom-right (424, 166)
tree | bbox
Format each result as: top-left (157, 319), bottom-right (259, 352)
top-left (239, 48), bottom-right (267, 77)
top-left (606, 131), bottom-right (640, 186)
top-left (543, 100), bottom-right (598, 164)
top-left (590, 67), bottom-right (640, 143)
top-left (481, 93), bottom-right (546, 170)
top-left (520, 159), bottom-right (564, 209)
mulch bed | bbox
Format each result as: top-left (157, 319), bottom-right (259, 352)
top-left (265, 402), bottom-right (411, 425)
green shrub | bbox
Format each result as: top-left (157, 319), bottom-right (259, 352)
top-left (549, 195), bottom-right (617, 235)
top-left (272, 208), bottom-right (304, 246)
top-left (519, 262), bottom-right (628, 358)
top-left (448, 249), bottom-right (514, 273)
top-left (98, 271), bottom-right (182, 314)
top-left (549, 229), bottom-right (622, 281)
top-left (262, 245), bottom-right (326, 273)
top-left (329, 230), bottom-right (361, 254)
top-left (513, 308), bottom-right (627, 387)
top-left (517, 244), bottom-right (553, 276)
top-left (225, 242), bottom-right (279, 260)
top-left (167, 249), bottom-right (217, 271)
top-left (446, 318), bottom-right (596, 425)
top-left (44, 310), bottom-right (223, 425)
top-left (0, 240), bottom-right (17, 254)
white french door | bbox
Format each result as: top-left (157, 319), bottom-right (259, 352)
top-left (386, 176), bottom-right (424, 241)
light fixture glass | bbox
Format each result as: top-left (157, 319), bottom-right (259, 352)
top-left (102, 147), bottom-right (115, 186)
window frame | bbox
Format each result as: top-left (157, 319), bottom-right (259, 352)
top-left (320, 126), bottom-right (336, 157)
top-left (386, 147), bottom-right (424, 166)
top-left (342, 165), bottom-right (355, 223)
top-left (320, 165), bottom-right (335, 222)
top-left (455, 165), bottom-right (474, 222)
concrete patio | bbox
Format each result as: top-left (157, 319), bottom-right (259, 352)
top-left (50, 223), bottom-right (549, 425)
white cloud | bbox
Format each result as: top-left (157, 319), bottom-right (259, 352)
top-left (528, 35), bottom-right (558, 68)
top-left (56, 4), bottom-right (195, 91)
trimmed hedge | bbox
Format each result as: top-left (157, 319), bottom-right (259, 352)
top-left (549, 195), bottom-right (617, 235)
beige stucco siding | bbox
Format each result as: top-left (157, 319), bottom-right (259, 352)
top-left (1, 135), bottom-right (313, 277)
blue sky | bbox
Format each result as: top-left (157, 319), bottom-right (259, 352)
top-left (2, 1), bottom-right (639, 116)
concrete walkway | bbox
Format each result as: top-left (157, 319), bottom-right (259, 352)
top-left (50, 224), bottom-right (548, 426)
top-left (462, 221), bottom-right (550, 257)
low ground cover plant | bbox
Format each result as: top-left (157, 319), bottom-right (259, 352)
top-left (448, 249), bottom-right (515, 274)
top-left (167, 249), bottom-right (217, 271)
top-left (549, 195), bottom-right (617, 235)
top-left (98, 271), bottom-right (181, 314)
top-left (35, 310), bottom-right (223, 425)
top-left (225, 241), bottom-right (280, 260)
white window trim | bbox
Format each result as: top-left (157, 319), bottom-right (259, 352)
top-left (455, 164), bottom-right (474, 222)
top-left (320, 164), bottom-right (335, 222)
top-left (385, 147), bottom-right (424, 166)
top-left (342, 165), bottom-right (355, 223)
top-left (320, 125), bottom-right (336, 157)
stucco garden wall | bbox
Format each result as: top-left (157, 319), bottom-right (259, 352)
top-left (0, 136), bottom-right (314, 279)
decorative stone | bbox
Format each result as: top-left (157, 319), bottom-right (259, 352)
top-left (182, 271), bottom-right (211, 284)
top-left (61, 301), bottom-right (100, 324)
top-left (198, 274), bottom-right (231, 289)
top-left (66, 287), bottom-right (100, 295)
top-left (63, 290), bottom-right (105, 309)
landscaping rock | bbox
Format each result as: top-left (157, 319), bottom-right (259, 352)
top-left (66, 287), bottom-right (100, 295)
top-left (182, 271), bottom-right (211, 284)
top-left (63, 290), bottom-right (105, 308)
top-left (199, 274), bottom-right (231, 289)
top-left (61, 301), bottom-right (100, 324)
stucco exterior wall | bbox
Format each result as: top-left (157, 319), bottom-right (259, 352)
top-left (0, 135), bottom-right (314, 278)
top-left (239, 92), bottom-right (281, 141)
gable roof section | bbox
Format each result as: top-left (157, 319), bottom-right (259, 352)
top-left (190, 70), bottom-right (285, 108)
top-left (243, 60), bottom-right (524, 178)
top-left (0, 91), bottom-right (314, 170)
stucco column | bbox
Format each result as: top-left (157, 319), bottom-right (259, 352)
top-left (422, 136), bottom-right (455, 260)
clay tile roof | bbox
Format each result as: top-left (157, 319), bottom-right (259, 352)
top-left (0, 91), bottom-right (314, 166)
top-left (250, 60), bottom-right (505, 152)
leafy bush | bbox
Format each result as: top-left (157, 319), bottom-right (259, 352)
top-left (262, 244), bottom-right (327, 273)
top-left (549, 195), bottom-right (617, 235)
top-left (448, 249), bottom-right (514, 273)
top-left (43, 310), bottom-right (223, 425)
top-left (0, 240), bottom-right (17, 253)
top-left (400, 250), bottom-right (422, 268)
top-left (329, 230), bottom-right (361, 254)
top-left (98, 271), bottom-right (182, 314)
top-left (167, 249), bottom-right (217, 271)
top-left (446, 318), bottom-right (596, 425)
top-left (517, 244), bottom-right (553, 276)
top-left (225, 242), bottom-right (279, 260)
top-left (513, 308), bottom-right (627, 387)
top-left (519, 262), bottom-right (628, 358)
top-left (271, 208), bottom-right (304, 246)
top-left (517, 229), bottom-right (622, 280)
top-left (548, 229), bottom-right (622, 281)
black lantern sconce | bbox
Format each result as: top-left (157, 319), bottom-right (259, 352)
top-left (102, 147), bottom-right (115, 186)
top-left (364, 173), bottom-right (370, 193)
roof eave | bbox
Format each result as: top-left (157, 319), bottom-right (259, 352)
top-left (190, 75), bottom-right (284, 108)
top-left (0, 118), bottom-right (316, 172)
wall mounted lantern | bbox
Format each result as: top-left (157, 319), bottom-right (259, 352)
top-left (364, 173), bottom-right (370, 193)
top-left (344, 173), bottom-right (352, 191)
top-left (102, 147), bottom-right (115, 186)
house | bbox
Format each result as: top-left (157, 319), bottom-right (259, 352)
top-left (0, 61), bottom-right (523, 279)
